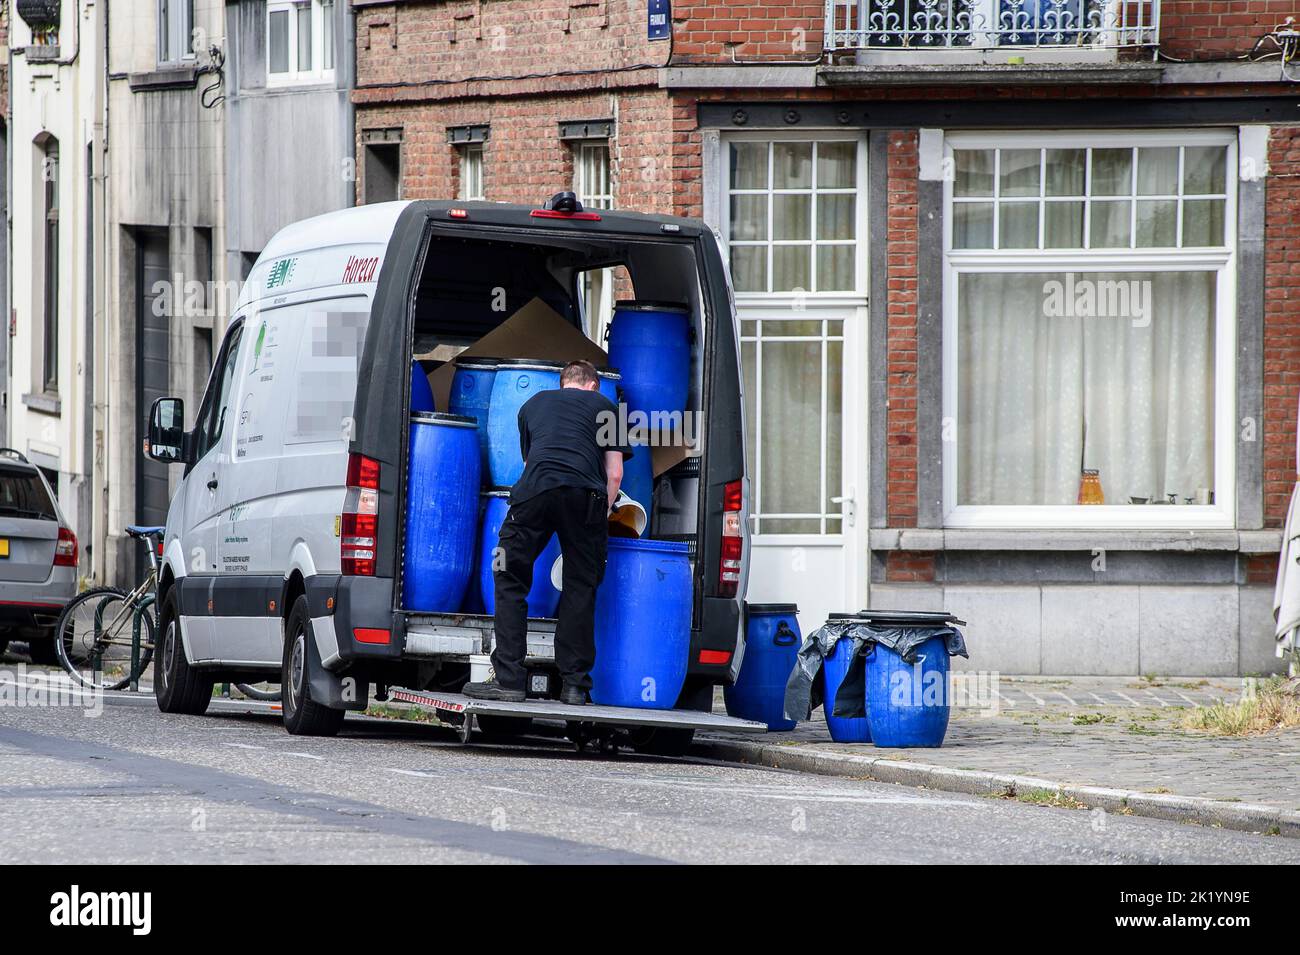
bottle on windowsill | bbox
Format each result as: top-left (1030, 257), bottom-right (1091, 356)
top-left (1077, 469), bottom-right (1105, 505)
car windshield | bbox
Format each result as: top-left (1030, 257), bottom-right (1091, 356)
top-left (0, 468), bottom-right (57, 520)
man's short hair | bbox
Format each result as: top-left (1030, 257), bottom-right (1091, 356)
top-left (560, 359), bottom-right (600, 388)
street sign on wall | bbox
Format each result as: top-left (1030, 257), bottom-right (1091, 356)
top-left (648, 0), bottom-right (671, 41)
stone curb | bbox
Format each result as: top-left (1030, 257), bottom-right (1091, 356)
top-left (692, 736), bottom-right (1300, 839)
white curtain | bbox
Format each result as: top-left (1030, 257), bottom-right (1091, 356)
top-left (958, 270), bottom-right (1216, 506)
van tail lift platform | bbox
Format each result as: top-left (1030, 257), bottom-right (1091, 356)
top-left (388, 689), bottom-right (767, 753)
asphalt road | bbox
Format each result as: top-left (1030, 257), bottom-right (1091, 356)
top-left (1, 674), bottom-right (1298, 864)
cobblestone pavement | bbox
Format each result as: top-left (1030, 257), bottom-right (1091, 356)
top-left (704, 676), bottom-right (1300, 811)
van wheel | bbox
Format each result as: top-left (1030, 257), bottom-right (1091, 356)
top-left (476, 715), bottom-right (533, 738)
top-left (25, 630), bottom-right (59, 666)
top-left (155, 589), bottom-right (214, 715)
top-left (628, 727), bottom-right (696, 757)
top-left (282, 596), bottom-right (344, 737)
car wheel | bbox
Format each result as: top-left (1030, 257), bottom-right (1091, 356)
top-left (281, 596), bottom-right (344, 737)
top-left (155, 588), bottom-right (214, 715)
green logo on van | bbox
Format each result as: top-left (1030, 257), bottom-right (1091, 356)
top-left (266, 257), bottom-right (297, 290)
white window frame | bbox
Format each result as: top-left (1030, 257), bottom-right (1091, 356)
top-left (158, 0), bottom-right (196, 65)
top-left (266, 0), bottom-right (336, 87)
top-left (942, 128), bottom-right (1238, 530)
top-left (721, 129), bottom-right (869, 310)
top-left (722, 131), bottom-right (870, 544)
top-left (573, 140), bottom-right (613, 339)
top-left (459, 144), bottom-right (485, 201)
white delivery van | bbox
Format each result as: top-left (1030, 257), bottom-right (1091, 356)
top-left (145, 197), bottom-right (756, 747)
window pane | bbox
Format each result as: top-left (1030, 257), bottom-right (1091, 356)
top-left (772, 246), bottom-right (811, 292)
top-left (1091, 148), bottom-right (1132, 196)
top-left (816, 245), bottom-right (854, 291)
top-left (759, 518), bottom-right (822, 534)
top-left (1136, 146), bottom-right (1179, 196)
top-left (269, 10), bottom-right (290, 73)
top-left (826, 335), bottom-right (843, 513)
top-left (731, 247), bottom-right (767, 292)
top-left (999, 201), bottom-right (1039, 248)
top-left (773, 194), bottom-right (811, 240)
top-left (953, 202), bottom-right (994, 248)
top-left (817, 142), bottom-right (856, 188)
top-left (760, 340), bottom-right (824, 515)
top-left (1045, 149), bottom-right (1086, 196)
top-left (296, 3), bottom-right (312, 70)
top-left (816, 194), bottom-right (854, 240)
top-left (1184, 146), bottom-right (1226, 195)
top-left (729, 196), bottom-right (767, 241)
top-left (730, 143), bottom-right (768, 190)
top-left (1090, 199), bottom-right (1132, 248)
top-left (957, 271), bottom-right (1216, 507)
top-left (954, 150), bottom-right (994, 197)
top-left (322, 0), bottom-right (335, 70)
top-left (742, 339), bottom-right (756, 502)
top-left (1000, 148), bottom-right (1041, 198)
top-left (1182, 199), bottom-right (1225, 247)
top-left (1136, 199), bottom-right (1177, 247)
top-left (1044, 201), bottom-right (1084, 247)
top-left (773, 142), bottom-right (813, 189)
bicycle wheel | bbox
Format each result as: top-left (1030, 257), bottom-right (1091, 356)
top-left (234, 683), bottom-right (282, 702)
top-left (53, 587), bottom-right (156, 691)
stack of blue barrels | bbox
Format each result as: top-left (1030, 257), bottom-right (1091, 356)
top-left (402, 301), bottom-right (703, 712)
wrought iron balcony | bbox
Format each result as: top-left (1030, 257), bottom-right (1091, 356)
top-left (825, 0), bottom-right (1160, 52)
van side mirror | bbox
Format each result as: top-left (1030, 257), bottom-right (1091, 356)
top-left (147, 397), bottom-right (186, 463)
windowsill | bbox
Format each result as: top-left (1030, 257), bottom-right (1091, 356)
top-left (22, 46), bottom-right (63, 62)
top-left (128, 65), bottom-right (199, 91)
top-left (21, 392), bottom-right (62, 416)
top-left (265, 74), bottom-right (337, 91)
top-left (870, 527), bottom-right (1283, 554)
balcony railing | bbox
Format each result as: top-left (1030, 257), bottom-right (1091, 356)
top-left (825, 0), bottom-right (1160, 51)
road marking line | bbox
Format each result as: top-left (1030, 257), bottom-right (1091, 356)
top-left (1174, 691), bottom-right (1199, 706)
top-left (1023, 688), bottom-right (1046, 706)
top-left (1057, 692), bottom-right (1077, 706)
top-left (224, 743), bottom-right (265, 751)
top-left (382, 767), bottom-right (440, 779)
top-left (1090, 692), bottom-right (1110, 706)
top-left (1145, 691), bottom-right (1169, 707)
top-left (1116, 692), bottom-right (1143, 708)
top-left (284, 751), bottom-right (325, 761)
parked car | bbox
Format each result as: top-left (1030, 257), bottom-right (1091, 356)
top-left (0, 449), bottom-right (78, 663)
top-left (145, 197), bottom-right (751, 743)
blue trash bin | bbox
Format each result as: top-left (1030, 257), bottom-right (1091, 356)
top-left (725, 604), bottom-right (801, 730)
top-left (821, 636), bottom-right (872, 743)
top-left (864, 635), bottom-right (952, 748)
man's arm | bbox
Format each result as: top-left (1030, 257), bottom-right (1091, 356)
top-left (517, 406), bottom-right (530, 462)
top-left (604, 451), bottom-right (624, 509)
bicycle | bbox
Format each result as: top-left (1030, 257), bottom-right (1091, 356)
top-left (53, 525), bottom-right (282, 702)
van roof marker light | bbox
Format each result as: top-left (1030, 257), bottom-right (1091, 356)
top-left (448, 208), bottom-right (469, 219)
top-left (530, 209), bottom-right (602, 221)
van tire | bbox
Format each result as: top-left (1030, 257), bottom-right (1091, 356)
top-left (281, 596), bottom-right (344, 737)
top-left (25, 631), bottom-right (59, 666)
top-left (628, 727), bottom-right (696, 757)
top-left (155, 589), bottom-right (214, 715)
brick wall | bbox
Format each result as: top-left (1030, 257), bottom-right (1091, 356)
top-left (353, 0), bottom-right (667, 95)
top-left (669, 1), bottom-right (825, 61)
top-left (885, 131), bottom-right (919, 534)
top-left (355, 89), bottom-right (674, 209)
top-left (1160, 1), bottom-right (1300, 61)
top-left (1263, 124), bottom-right (1300, 528)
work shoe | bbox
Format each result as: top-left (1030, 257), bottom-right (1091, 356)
top-left (463, 676), bottom-right (526, 702)
top-left (560, 683), bottom-right (589, 706)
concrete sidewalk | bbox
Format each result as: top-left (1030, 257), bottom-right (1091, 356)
top-left (695, 676), bottom-right (1300, 837)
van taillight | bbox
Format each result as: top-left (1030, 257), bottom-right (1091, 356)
top-left (342, 453), bottom-right (379, 576)
top-left (54, 527), bottom-right (78, 567)
top-left (719, 479), bottom-right (742, 598)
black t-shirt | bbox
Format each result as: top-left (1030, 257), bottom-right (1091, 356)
top-left (511, 388), bottom-right (633, 504)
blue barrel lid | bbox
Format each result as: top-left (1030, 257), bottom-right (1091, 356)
top-left (410, 411), bottom-right (477, 428)
top-left (748, 603), bottom-right (798, 614)
top-left (481, 487), bottom-right (512, 497)
top-left (453, 356), bottom-right (503, 370)
top-left (597, 367), bottom-right (622, 380)
top-left (614, 299), bottom-right (690, 314)
top-left (608, 537), bottom-right (689, 554)
top-left (495, 359), bottom-right (565, 371)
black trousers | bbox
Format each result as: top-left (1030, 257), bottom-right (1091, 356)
top-left (491, 486), bottom-right (608, 692)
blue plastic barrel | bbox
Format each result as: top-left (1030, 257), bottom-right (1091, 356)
top-left (597, 368), bottom-right (621, 405)
top-left (410, 361), bottom-right (435, 414)
top-left (448, 359), bottom-right (500, 475)
top-left (401, 412), bottom-right (481, 612)
top-left (864, 636), bottom-right (951, 747)
top-left (487, 360), bottom-right (563, 486)
top-left (821, 637), bottom-right (872, 743)
top-left (591, 538), bottom-right (691, 709)
top-left (724, 604), bottom-right (800, 730)
top-left (619, 441), bottom-right (654, 535)
top-left (607, 302), bottom-right (691, 418)
top-left (479, 490), bottom-right (562, 618)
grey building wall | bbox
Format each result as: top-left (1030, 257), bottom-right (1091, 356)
top-left (223, 0), bottom-right (355, 284)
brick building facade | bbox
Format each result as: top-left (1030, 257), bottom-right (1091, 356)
top-left (352, 0), bottom-right (1300, 675)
